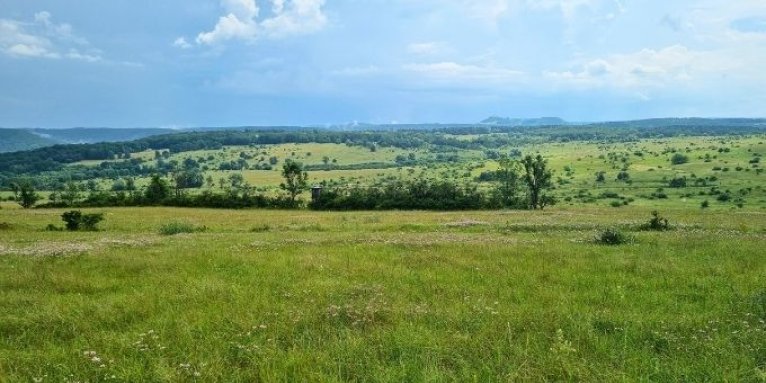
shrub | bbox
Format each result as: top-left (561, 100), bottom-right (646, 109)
top-left (640, 211), bottom-right (671, 231)
top-left (0, 222), bottom-right (11, 230)
top-left (701, 200), bottom-right (710, 209)
top-left (159, 222), bottom-right (206, 235)
top-left (670, 153), bottom-right (689, 165)
top-left (81, 213), bottom-right (104, 231)
top-left (61, 210), bottom-right (104, 231)
top-left (668, 177), bottom-right (687, 188)
top-left (45, 224), bottom-right (63, 232)
top-left (62, 211), bottom-right (82, 231)
top-left (595, 228), bottom-right (630, 245)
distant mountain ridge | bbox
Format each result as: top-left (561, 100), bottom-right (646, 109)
top-left (2, 117), bottom-right (765, 153)
top-left (479, 116), bottom-right (568, 126)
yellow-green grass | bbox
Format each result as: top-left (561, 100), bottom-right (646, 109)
top-left (1, 206), bottom-right (765, 381)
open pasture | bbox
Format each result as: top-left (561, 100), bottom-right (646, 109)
top-left (1, 206), bottom-right (765, 381)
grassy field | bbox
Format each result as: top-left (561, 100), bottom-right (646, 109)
top-left (1, 205), bottom-right (765, 381)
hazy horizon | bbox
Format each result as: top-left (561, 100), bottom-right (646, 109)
top-left (2, 0), bottom-right (766, 128)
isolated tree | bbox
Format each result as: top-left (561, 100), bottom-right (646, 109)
top-left (145, 174), bottom-right (170, 204)
top-left (521, 155), bottom-right (554, 210)
top-left (280, 161), bottom-right (308, 203)
top-left (496, 155), bottom-right (522, 207)
top-left (16, 181), bottom-right (39, 209)
top-left (61, 182), bottom-right (83, 206)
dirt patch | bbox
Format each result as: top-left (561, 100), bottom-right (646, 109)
top-left (444, 220), bottom-right (490, 228)
top-left (0, 236), bottom-right (158, 257)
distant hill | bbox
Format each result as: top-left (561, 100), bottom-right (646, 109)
top-left (31, 128), bottom-right (176, 144)
top-left (480, 116), bottom-right (568, 126)
top-left (0, 127), bottom-right (176, 153)
top-left (0, 129), bottom-right (59, 153)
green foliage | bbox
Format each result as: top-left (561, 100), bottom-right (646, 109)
top-left (671, 153), bottom-right (690, 165)
top-left (595, 228), bottom-right (631, 245)
top-left (311, 178), bottom-right (491, 211)
top-left (668, 177), bottom-right (687, 188)
top-left (159, 222), bottom-right (207, 235)
top-left (61, 210), bottom-right (104, 231)
top-left (639, 211), bottom-right (671, 231)
top-left (13, 180), bottom-right (39, 209)
top-left (495, 155), bottom-right (523, 208)
top-left (280, 161), bottom-right (308, 203)
top-left (521, 155), bottom-right (555, 210)
top-left (145, 174), bottom-right (171, 204)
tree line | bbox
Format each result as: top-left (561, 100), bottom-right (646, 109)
top-left (10, 155), bottom-right (555, 211)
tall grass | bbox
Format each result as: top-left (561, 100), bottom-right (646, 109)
top-left (0, 207), bottom-right (764, 381)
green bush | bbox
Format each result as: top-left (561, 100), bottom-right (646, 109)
top-left (639, 211), bottom-right (671, 231)
top-left (159, 222), bottom-right (206, 236)
top-left (595, 228), bottom-right (630, 245)
top-left (671, 153), bottom-right (689, 165)
top-left (61, 210), bottom-right (104, 231)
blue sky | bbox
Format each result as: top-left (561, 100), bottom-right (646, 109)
top-left (1, 0), bottom-right (765, 128)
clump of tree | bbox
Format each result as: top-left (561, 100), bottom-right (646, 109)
top-left (310, 178), bottom-right (489, 211)
top-left (478, 154), bottom-right (556, 209)
top-left (11, 180), bottom-right (39, 209)
top-left (57, 210), bottom-right (104, 231)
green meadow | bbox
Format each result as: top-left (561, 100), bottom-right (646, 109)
top-left (1, 205), bottom-right (765, 381)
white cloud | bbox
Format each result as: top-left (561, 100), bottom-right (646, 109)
top-left (0, 12), bottom-right (102, 62)
top-left (194, 0), bottom-right (326, 46)
top-left (403, 61), bottom-right (524, 83)
top-left (173, 37), bottom-right (192, 49)
top-left (545, 45), bottom-right (739, 89)
top-left (260, 0), bottom-right (327, 38)
top-left (196, 13), bottom-right (258, 44)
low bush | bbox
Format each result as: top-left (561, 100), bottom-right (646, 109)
top-left (0, 222), bottom-right (11, 231)
top-left (159, 222), bottom-right (207, 235)
top-left (595, 228), bottom-right (631, 245)
top-left (639, 211), bottom-right (671, 231)
top-left (61, 210), bottom-right (104, 231)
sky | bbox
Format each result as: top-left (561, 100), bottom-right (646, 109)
top-left (1, 0), bottom-right (765, 128)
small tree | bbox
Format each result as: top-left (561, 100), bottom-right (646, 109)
top-left (280, 161), bottom-right (308, 203)
top-left (61, 182), bottom-right (83, 206)
top-left (16, 181), bottom-right (39, 209)
top-left (520, 155), bottom-right (554, 210)
top-left (145, 174), bottom-right (170, 204)
top-left (496, 155), bottom-right (522, 207)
